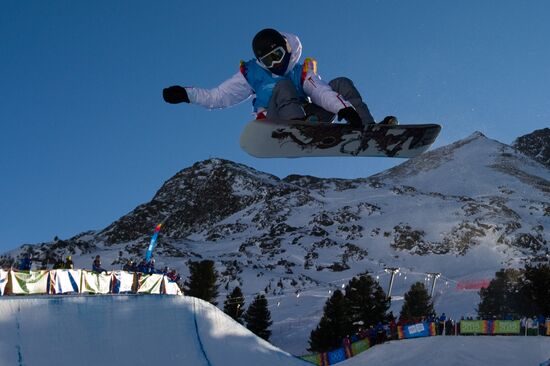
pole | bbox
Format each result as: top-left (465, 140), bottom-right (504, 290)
top-left (426, 272), bottom-right (441, 298)
top-left (385, 267), bottom-right (400, 299)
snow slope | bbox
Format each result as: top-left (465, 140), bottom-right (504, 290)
top-left (0, 295), bottom-right (309, 366)
top-left (342, 336), bottom-right (550, 366)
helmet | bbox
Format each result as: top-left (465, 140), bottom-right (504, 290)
top-left (252, 28), bottom-right (291, 75)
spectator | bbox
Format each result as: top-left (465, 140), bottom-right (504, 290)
top-left (53, 257), bottom-right (65, 270)
top-left (146, 258), bottom-right (156, 274)
top-left (18, 253), bottom-right (32, 271)
top-left (445, 318), bottom-right (454, 335)
top-left (64, 256), bottom-right (74, 270)
top-left (137, 260), bottom-right (148, 273)
top-left (92, 255), bottom-right (105, 272)
top-left (167, 269), bottom-right (181, 282)
top-left (122, 260), bottom-right (135, 272)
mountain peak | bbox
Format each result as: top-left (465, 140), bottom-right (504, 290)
top-left (513, 128), bottom-right (550, 169)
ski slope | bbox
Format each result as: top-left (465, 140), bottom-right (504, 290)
top-left (341, 335), bottom-right (550, 366)
top-left (0, 295), bottom-right (309, 366)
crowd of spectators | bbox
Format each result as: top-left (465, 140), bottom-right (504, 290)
top-left (337, 312), bottom-right (550, 355)
top-left (12, 253), bottom-right (181, 284)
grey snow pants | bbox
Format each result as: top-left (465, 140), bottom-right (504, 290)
top-left (267, 77), bottom-right (375, 125)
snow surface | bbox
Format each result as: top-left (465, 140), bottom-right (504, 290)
top-left (0, 295), bottom-right (309, 366)
top-left (341, 335), bottom-right (550, 366)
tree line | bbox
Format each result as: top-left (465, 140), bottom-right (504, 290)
top-left (478, 263), bottom-right (550, 319)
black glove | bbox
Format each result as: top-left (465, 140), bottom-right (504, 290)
top-left (337, 107), bottom-right (362, 128)
top-left (163, 85), bottom-right (190, 104)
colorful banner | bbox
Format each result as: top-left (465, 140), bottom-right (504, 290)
top-left (81, 271), bottom-right (112, 294)
top-left (397, 322), bottom-right (436, 339)
top-left (460, 320), bottom-right (520, 335)
top-left (136, 273), bottom-right (164, 294)
top-left (111, 270), bottom-right (135, 293)
top-left (163, 276), bottom-right (183, 295)
top-left (350, 338), bottom-right (370, 355)
top-left (0, 269), bottom-right (7, 295)
top-left (145, 223), bottom-right (162, 262)
top-left (494, 320), bottom-right (520, 334)
top-left (547, 321), bottom-right (550, 336)
top-left (459, 320), bottom-right (487, 334)
top-left (53, 269), bottom-right (81, 294)
top-left (9, 270), bottom-right (50, 295)
top-left (326, 348), bottom-right (346, 364)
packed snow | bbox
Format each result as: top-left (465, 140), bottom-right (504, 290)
top-left (0, 295), bottom-right (309, 366)
top-left (341, 335), bottom-right (550, 366)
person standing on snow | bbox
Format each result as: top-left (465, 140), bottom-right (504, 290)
top-left (163, 28), bottom-right (397, 128)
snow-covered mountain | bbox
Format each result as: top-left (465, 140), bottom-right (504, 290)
top-left (3, 131), bottom-right (549, 354)
top-left (513, 127), bottom-right (550, 169)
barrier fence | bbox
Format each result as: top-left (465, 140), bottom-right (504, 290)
top-left (301, 320), bottom-right (550, 365)
top-left (0, 269), bottom-right (182, 296)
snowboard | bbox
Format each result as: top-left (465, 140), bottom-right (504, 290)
top-left (240, 119), bottom-right (441, 158)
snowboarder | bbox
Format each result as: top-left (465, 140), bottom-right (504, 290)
top-left (163, 28), bottom-right (397, 128)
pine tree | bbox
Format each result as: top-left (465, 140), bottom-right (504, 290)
top-left (244, 294), bottom-right (272, 341)
top-left (223, 286), bottom-right (245, 324)
top-left (309, 289), bottom-right (351, 353)
top-left (519, 264), bottom-right (550, 317)
top-left (399, 282), bottom-right (435, 322)
top-left (344, 275), bottom-right (390, 332)
top-left (184, 260), bottom-right (219, 305)
top-left (478, 268), bottom-right (522, 318)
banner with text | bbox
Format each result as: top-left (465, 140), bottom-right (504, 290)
top-left (460, 320), bottom-right (520, 335)
top-left (397, 322), bottom-right (437, 339)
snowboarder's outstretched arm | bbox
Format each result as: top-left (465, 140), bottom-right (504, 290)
top-left (163, 72), bottom-right (254, 109)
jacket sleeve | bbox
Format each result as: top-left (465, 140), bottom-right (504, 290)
top-left (301, 58), bottom-right (352, 114)
top-left (185, 72), bottom-right (254, 109)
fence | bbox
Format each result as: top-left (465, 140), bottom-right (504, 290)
top-left (0, 269), bottom-right (182, 296)
top-left (301, 319), bottom-right (550, 365)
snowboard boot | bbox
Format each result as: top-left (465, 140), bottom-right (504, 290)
top-left (378, 116), bottom-right (399, 125)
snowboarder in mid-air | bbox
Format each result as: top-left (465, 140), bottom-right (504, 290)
top-left (162, 28), bottom-right (397, 127)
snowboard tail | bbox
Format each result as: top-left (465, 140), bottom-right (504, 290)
top-left (240, 119), bottom-right (441, 158)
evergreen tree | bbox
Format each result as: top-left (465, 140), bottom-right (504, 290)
top-left (344, 275), bottom-right (390, 332)
top-left (244, 294), bottom-right (272, 341)
top-left (399, 282), bottom-right (435, 322)
top-left (518, 264), bottom-right (550, 317)
top-left (223, 286), bottom-right (246, 324)
top-left (309, 290), bottom-right (351, 353)
top-left (184, 260), bottom-right (219, 305)
top-left (478, 268), bottom-right (522, 319)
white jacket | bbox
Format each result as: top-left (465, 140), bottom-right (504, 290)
top-left (184, 33), bottom-right (351, 115)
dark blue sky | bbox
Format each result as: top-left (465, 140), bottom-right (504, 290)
top-left (1, 1), bottom-right (549, 252)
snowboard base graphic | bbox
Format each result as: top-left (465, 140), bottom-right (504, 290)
top-left (240, 119), bottom-right (441, 158)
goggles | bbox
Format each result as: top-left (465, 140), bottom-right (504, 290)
top-left (259, 46), bottom-right (286, 68)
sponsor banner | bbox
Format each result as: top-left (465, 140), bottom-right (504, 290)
top-left (398, 322), bottom-right (436, 339)
top-left (9, 270), bottom-right (50, 295)
top-left (299, 354), bottom-right (322, 366)
top-left (53, 269), bottom-right (81, 294)
top-left (494, 320), bottom-right (520, 334)
top-left (350, 338), bottom-right (370, 356)
top-left (136, 273), bottom-right (163, 294)
top-left (459, 320), bottom-right (487, 334)
top-left (327, 347), bottom-right (347, 364)
top-left (81, 270), bottom-right (112, 294)
top-left (112, 270), bottom-right (135, 293)
top-left (0, 269), bottom-right (8, 295)
top-left (460, 320), bottom-right (520, 335)
top-left (163, 276), bottom-right (182, 295)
